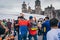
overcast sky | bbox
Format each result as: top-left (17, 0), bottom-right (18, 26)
top-left (0, 0), bottom-right (60, 14)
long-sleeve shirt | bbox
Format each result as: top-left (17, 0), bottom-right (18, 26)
top-left (42, 20), bottom-right (51, 35)
top-left (47, 29), bottom-right (60, 40)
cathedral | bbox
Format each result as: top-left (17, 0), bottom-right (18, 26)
top-left (21, 0), bottom-right (60, 20)
top-left (22, 0), bottom-right (42, 14)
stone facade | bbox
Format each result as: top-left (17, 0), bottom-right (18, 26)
top-left (21, 0), bottom-right (60, 19)
top-left (22, 1), bottom-right (28, 13)
top-left (55, 10), bottom-right (60, 20)
top-left (22, 0), bottom-right (42, 14)
top-left (44, 5), bottom-right (55, 19)
top-left (35, 0), bottom-right (42, 14)
top-left (44, 5), bottom-right (60, 19)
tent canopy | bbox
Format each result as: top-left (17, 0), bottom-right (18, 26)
top-left (22, 13), bottom-right (46, 20)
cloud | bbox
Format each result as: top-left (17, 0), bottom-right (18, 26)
top-left (0, 0), bottom-right (60, 14)
top-left (0, 0), bottom-right (21, 14)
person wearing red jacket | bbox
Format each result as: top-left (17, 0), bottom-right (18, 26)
top-left (18, 16), bottom-right (29, 40)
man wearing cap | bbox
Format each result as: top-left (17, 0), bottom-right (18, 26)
top-left (28, 16), bottom-right (38, 40)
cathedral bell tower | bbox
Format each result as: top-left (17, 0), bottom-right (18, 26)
top-left (35, 0), bottom-right (42, 14)
top-left (28, 6), bottom-right (32, 13)
top-left (22, 1), bottom-right (28, 13)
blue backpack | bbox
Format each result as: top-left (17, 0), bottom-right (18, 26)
top-left (19, 26), bottom-right (28, 36)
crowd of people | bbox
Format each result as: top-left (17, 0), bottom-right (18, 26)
top-left (0, 13), bottom-right (60, 40)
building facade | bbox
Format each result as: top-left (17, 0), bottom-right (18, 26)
top-left (22, 0), bottom-right (42, 14)
top-left (44, 5), bottom-right (55, 19)
top-left (35, 0), bottom-right (42, 14)
top-left (22, 1), bottom-right (28, 13)
top-left (21, 0), bottom-right (60, 19)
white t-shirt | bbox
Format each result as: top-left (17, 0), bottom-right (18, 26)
top-left (47, 28), bottom-right (60, 40)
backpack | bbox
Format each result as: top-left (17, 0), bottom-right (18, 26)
top-left (18, 20), bottom-right (28, 36)
top-left (29, 21), bottom-right (38, 35)
top-left (0, 25), bottom-right (5, 35)
top-left (19, 26), bottom-right (28, 36)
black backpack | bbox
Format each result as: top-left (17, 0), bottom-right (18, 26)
top-left (0, 25), bottom-right (5, 35)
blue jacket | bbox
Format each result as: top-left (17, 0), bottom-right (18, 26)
top-left (42, 20), bottom-right (51, 35)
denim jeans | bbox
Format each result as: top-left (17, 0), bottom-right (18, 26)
top-left (43, 35), bottom-right (47, 40)
top-left (18, 34), bottom-right (27, 40)
top-left (14, 28), bottom-right (16, 36)
top-left (18, 26), bottom-right (28, 40)
top-left (18, 31), bottom-right (19, 40)
top-left (28, 34), bottom-right (38, 40)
